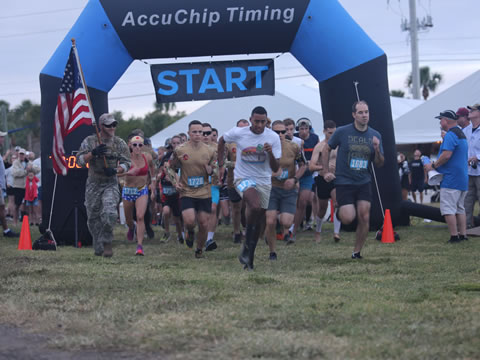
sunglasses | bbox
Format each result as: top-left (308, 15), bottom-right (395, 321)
top-left (274, 130), bottom-right (287, 134)
top-left (132, 143), bottom-right (143, 147)
top-left (103, 123), bottom-right (117, 128)
top-left (203, 131), bottom-right (212, 136)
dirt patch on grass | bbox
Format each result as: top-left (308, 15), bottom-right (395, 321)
top-left (0, 324), bottom-right (167, 360)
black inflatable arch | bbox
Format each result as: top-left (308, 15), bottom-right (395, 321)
top-left (40, 0), bottom-right (403, 244)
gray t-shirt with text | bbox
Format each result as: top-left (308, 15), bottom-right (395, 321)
top-left (328, 123), bottom-right (383, 185)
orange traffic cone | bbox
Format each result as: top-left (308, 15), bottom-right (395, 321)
top-left (381, 209), bottom-right (395, 244)
top-left (18, 215), bottom-right (32, 250)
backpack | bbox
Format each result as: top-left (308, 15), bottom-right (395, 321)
top-left (32, 231), bottom-right (57, 251)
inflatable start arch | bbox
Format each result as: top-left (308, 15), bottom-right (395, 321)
top-left (40, 0), bottom-right (403, 244)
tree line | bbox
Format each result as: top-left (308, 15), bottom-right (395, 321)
top-left (0, 100), bottom-right (184, 153)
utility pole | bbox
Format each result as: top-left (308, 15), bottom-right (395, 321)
top-left (409, 0), bottom-right (420, 99)
top-left (401, 0), bottom-right (433, 99)
top-left (0, 105), bottom-right (8, 150)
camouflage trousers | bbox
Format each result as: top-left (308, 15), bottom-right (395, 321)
top-left (84, 178), bottom-right (120, 255)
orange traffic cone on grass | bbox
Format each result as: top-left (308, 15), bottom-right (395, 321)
top-left (18, 215), bottom-right (32, 250)
top-left (381, 209), bottom-right (395, 244)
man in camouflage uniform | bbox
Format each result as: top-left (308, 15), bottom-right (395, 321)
top-left (76, 113), bottom-right (131, 257)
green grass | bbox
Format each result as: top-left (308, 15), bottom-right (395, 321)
top-left (0, 219), bottom-right (479, 359)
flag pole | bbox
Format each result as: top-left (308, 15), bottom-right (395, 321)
top-left (71, 38), bottom-right (108, 168)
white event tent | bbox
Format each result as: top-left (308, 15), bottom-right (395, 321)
top-left (394, 70), bottom-right (480, 144)
top-left (150, 84), bottom-right (423, 148)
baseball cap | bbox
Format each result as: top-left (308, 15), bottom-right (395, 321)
top-left (98, 113), bottom-right (117, 126)
top-left (15, 146), bottom-right (20, 151)
top-left (467, 103), bottom-right (480, 111)
top-left (0, 131), bottom-right (7, 136)
top-left (18, 148), bottom-right (26, 154)
top-left (435, 110), bottom-right (458, 120)
top-left (456, 107), bottom-right (469, 117)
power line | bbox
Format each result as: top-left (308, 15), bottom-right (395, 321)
top-left (0, 28), bottom-right (69, 39)
top-left (0, 7), bottom-right (83, 20)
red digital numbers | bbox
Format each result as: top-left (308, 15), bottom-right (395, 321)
top-left (49, 155), bottom-right (89, 169)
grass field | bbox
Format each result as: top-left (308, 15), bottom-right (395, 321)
top-left (0, 219), bottom-right (479, 359)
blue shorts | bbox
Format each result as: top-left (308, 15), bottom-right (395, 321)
top-left (38, 186), bottom-right (42, 201)
top-left (211, 185), bottom-right (220, 205)
top-left (122, 186), bottom-right (148, 202)
top-left (299, 174), bottom-right (314, 190)
top-left (25, 198), bottom-right (39, 206)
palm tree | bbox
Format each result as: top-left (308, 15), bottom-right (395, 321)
top-left (406, 66), bottom-right (443, 100)
top-left (154, 102), bottom-right (176, 113)
top-left (390, 89), bottom-right (405, 98)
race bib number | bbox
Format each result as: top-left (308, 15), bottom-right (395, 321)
top-left (350, 159), bottom-right (368, 170)
top-left (276, 169), bottom-right (289, 181)
top-left (187, 176), bottom-right (204, 188)
top-left (123, 187), bottom-right (138, 196)
top-left (236, 179), bottom-right (256, 193)
top-left (162, 186), bottom-right (176, 195)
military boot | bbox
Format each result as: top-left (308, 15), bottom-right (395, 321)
top-left (103, 243), bottom-right (113, 257)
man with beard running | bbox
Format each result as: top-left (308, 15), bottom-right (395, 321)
top-left (322, 101), bottom-right (384, 259)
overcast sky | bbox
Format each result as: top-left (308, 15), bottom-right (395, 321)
top-left (0, 0), bottom-right (478, 117)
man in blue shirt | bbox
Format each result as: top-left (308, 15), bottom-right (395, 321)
top-left (322, 101), bottom-right (384, 259)
top-left (425, 110), bottom-right (468, 243)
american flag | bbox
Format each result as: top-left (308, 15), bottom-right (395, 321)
top-left (52, 46), bottom-right (93, 175)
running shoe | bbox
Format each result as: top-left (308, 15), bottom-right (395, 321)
top-left (205, 240), bottom-right (217, 251)
top-left (177, 235), bottom-right (184, 244)
top-left (351, 252), bottom-right (362, 259)
top-left (126, 227), bottom-right (134, 242)
top-left (269, 252), bottom-right (277, 261)
top-left (161, 232), bottom-right (171, 243)
top-left (185, 230), bottom-right (195, 248)
top-left (195, 248), bottom-right (203, 258)
top-left (233, 233), bottom-right (242, 244)
top-left (286, 233), bottom-right (296, 245)
top-left (3, 229), bottom-right (18, 238)
top-left (135, 244), bottom-right (144, 256)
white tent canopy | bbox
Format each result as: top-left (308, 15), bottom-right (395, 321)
top-left (150, 91), bottom-right (323, 148)
top-left (150, 85), bottom-right (422, 148)
top-left (394, 70), bottom-right (480, 144)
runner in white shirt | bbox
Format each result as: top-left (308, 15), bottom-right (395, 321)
top-left (218, 106), bottom-right (281, 270)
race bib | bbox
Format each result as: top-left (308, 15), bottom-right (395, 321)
top-left (276, 169), bottom-right (289, 181)
top-left (350, 158), bottom-right (368, 170)
top-left (236, 179), bottom-right (256, 193)
top-left (162, 186), bottom-right (176, 195)
top-left (123, 187), bottom-right (138, 196)
top-left (187, 176), bottom-right (204, 188)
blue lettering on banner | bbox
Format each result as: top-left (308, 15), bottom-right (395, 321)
top-left (199, 68), bottom-right (225, 94)
top-left (225, 67), bottom-right (247, 91)
top-left (151, 59), bottom-right (274, 103)
top-left (187, 176), bottom-right (204, 188)
top-left (179, 69), bottom-right (200, 94)
top-left (157, 70), bottom-right (178, 96)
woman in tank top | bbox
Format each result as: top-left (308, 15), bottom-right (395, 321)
top-left (118, 135), bottom-right (155, 255)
